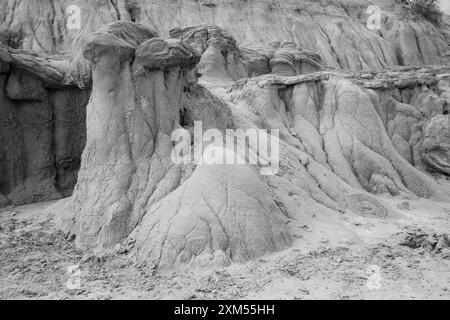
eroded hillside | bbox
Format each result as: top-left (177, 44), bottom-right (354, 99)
top-left (0, 1), bottom-right (449, 278)
top-left (1, 0), bottom-right (449, 67)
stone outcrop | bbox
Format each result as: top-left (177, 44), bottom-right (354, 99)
top-left (240, 42), bottom-right (323, 78)
top-left (169, 24), bottom-right (324, 85)
top-left (83, 21), bottom-right (158, 62)
top-left (171, 24), bottom-right (247, 84)
top-left (56, 22), bottom-right (450, 272)
top-left (224, 68), bottom-right (450, 203)
top-left (0, 44), bottom-right (90, 206)
top-left (422, 115), bottom-right (450, 174)
top-left (1, 3), bottom-right (450, 272)
top-left (1, 0), bottom-right (448, 70)
top-left (61, 22), bottom-right (290, 270)
top-left (133, 38), bottom-right (200, 72)
top-left (269, 42), bottom-right (323, 76)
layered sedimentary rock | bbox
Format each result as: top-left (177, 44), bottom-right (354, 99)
top-left (170, 24), bottom-right (247, 84)
top-left (1, 0), bottom-right (448, 70)
top-left (63, 22), bottom-right (290, 270)
top-left (225, 69), bottom-right (450, 205)
top-left (0, 45), bottom-right (90, 206)
top-left (53, 22), bottom-right (450, 272)
top-left (1, 3), bottom-right (450, 271)
top-left (3, 19), bottom-right (448, 271)
top-left (168, 24), bottom-right (324, 86)
top-left (268, 42), bottom-right (323, 76)
top-left (239, 41), bottom-right (324, 78)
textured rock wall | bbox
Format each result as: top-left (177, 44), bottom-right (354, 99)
top-left (54, 22), bottom-right (450, 272)
top-left (222, 70), bottom-right (450, 203)
top-left (1, 0), bottom-right (448, 69)
top-left (62, 22), bottom-right (291, 270)
top-left (1, 3), bottom-right (450, 271)
top-left (422, 114), bottom-right (450, 175)
top-left (0, 46), bottom-right (90, 206)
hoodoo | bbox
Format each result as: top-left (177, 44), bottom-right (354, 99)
top-left (1, 0), bottom-right (450, 300)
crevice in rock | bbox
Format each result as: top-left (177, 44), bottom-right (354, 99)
top-left (109, 0), bottom-right (121, 21)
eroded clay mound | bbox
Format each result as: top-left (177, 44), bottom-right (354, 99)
top-left (170, 24), bottom-right (247, 83)
top-left (225, 69), bottom-right (450, 205)
top-left (65, 22), bottom-right (290, 270)
top-left (422, 115), bottom-right (450, 175)
top-left (3, 17), bottom-right (448, 271)
top-left (60, 21), bottom-right (450, 273)
top-left (2, 0), bottom-right (448, 70)
top-left (170, 25), bottom-right (324, 83)
top-left (131, 165), bottom-right (291, 270)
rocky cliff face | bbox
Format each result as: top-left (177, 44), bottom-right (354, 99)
top-left (56, 21), bottom-right (450, 271)
top-left (1, 1), bottom-right (450, 271)
top-left (1, 0), bottom-right (449, 68)
top-left (0, 45), bottom-right (90, 206)
top-left (58, 22), bottom-right (291, 269)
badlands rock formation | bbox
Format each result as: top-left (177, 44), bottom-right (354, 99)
top-left (63, 21), bottom-right (290, 269)
top-left (0, 0), bottom-right (449, 271)
top-left (1, 0), bottom-right (449, 68)
top-left (0, 45), bottom-right (90, 207)
top-left (422, 114), bottom-right (450, 174)
top-left (67, 22), bottom-right (450, 270)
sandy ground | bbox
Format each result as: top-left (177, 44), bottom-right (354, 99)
top-left (1, 193), bottom-right (449, 300)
